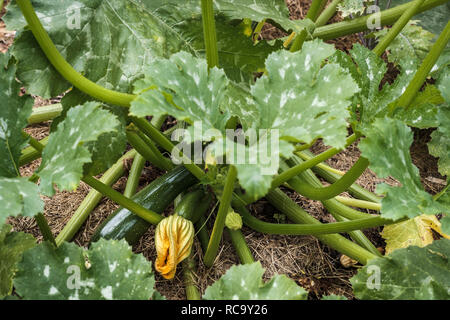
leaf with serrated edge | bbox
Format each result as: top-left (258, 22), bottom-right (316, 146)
top-left (131, 51), bottom-right (230, 138)
top-left (338, 0), bottom-right (367, 17)
top-left (38, 102), bottom-right (121, 196)
top-left (203, 262), bottom-right (307, 300)
top-left (351, 239), bottom-right (450, 299)
top-left (213, 0), bottom-right (313, 33)
top-left (0, 53), bottom-right (34, 178)
top-left (252, 40), bottom-right (359, 149)
top-left (0, 178), bottom-right (44, 224)
top-left (14, 239), bottom-right (157, 300)
top-left (0, 224), bottom-right (36, 298)
top-left (335, 44), bottom-right (416, 126)
top-left (374, 22), bottom-right (435, 66)
top-left (360, 118), bottom-right (442, 220)
top-left (381, 214), bottom-right (450, 255)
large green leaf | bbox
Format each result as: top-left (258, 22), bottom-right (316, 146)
top-left (374, 22), bottom-right (435, 67)
top-left (14, 239), bottom-right (157, 300)
top-left (37, 102), bottom-right (124, 196)
top-left (351, 239), bottom-right (450, 299)
top-left (213, 0), bottom-right (313, 33)
top-left (0, 224), bottom-right (36, 298)
top-left (131, 51), bottom-right (230, 137)
top-left (359, 118), bottom-right (445, 220)
top-left (380, 0), bottom-right (450, 37)
top-left (203, 262), bottom-right (307, 300)
top-left (251, 40), bottom-right (360, 149)
top-left (334, 44), bottom-right (416, 126)
top-left (428, 79), bottom-right (450, 177)
top-left (0, 53), bottom-right (34, 178)
top-left (5, 0), bottom-right (280, 99)
top-left (0, 177), bottom-right (44, 224)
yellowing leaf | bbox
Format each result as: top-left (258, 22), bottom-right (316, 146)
top-left (382, 214), bottom-right (450, 255)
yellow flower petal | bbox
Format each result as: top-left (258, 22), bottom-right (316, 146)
top-left (155, 215), bottom-right (194, 279)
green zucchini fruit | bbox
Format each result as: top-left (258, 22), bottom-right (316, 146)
top-left (91, 166), bottom-right (197, 245)
top-left (175, 189), bottom-right (213, 223)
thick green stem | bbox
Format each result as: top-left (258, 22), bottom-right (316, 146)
top-left (284, 157), bottom-right (369, 201)
top-left (315, 0), bottom-right (343, 27)
top-left (290, 0), bottom-right (327, 52)
top-left (373, 0), bottom-right (426, 57)
top-left (288, 159), bottom-right (381, 256)
top-left (35, 213), bottom-right (56, 246)
top-left (55, 150), bottom-right (136, 246)
top-left (298, 150), bottom-right (382, 203)
top-left (313, 0), bottom-right (449, 40)
top-left (16, 0), bottom-right (135, 107)
top-left (123, 153), bottom-right (145, 198)
top-left (204, 166), bottom-right (237, 267)
top-left (227, 229), bottom-right (255, 264)
top-left (27, 103), bottom-right (63, 124)
top-left (182, 253), bottom-right (202, 300)
top-left (81, 175), bottom-right (163, 225)
top-left (270, 134), bottom-right (357, 191)
top-left (126, 125), bottom-right (173, 171)
top-left (235, 196), bottom-right (377, 264)
top-left (19, 136), bottom-right (49, 166)
top-left (132, 117), bottom-right (205, 180)
top-left (195, 215), bottom-right (211, 253)
top-left (394, 20), bottom-right (450, 110)
top-left (201, 0), bottom-right (219, 68)
top-left (335, 196), bottom-right (381, 211)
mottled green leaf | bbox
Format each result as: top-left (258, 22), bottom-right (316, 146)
top-left (38, 102), bottom-right (123, 196)
top-left (203, 262), bottom-right (307, 300)
top-left (213, 0), bottom-right (313, 33)
top-left (252, 40), bottom-right (359, 149)
top-left (360, 118), bottom-right (442, 220)
top-left (351, 239), bottom-right (450, 299)
top-left (374, 22), bottom-right (435, 66)
top-left (14, 239), bottom-right (157, 300)
top-left (335, 44), bottom-right (416, 125)
top-left (0, 53), bottom-right (34, 178)
top-left (131, 51), bottom-right (230, 138)
top-left (0, 177), bottom-right (44, 224)
top-left (321, 294), bottom-right (348, 300)
top-left (0, 224), bottom-right (36, 298)
top-left (338, 0), bottom-right (367, 17)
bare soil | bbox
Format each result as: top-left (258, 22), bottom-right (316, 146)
top-left (2, 0), bottom-right (446, 300)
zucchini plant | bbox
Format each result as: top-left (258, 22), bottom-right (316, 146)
top-left (1, 0), bottom-right (449, 300)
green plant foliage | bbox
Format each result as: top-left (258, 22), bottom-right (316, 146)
top-left (0, 224), bottom-right (36, 298)
top-left (203, 262), bottom-right (307, 300)
top-left (338, 0), bottom-right (367, 17)
top-left (359, 118), bottom-right (446, 220)
top-left (38, 102), bottom-right (125, 196)
top-left (374, 22), bottom-right (435, 66)
top-left (351, 239), bottom-right (450, 299)
top-left (14, 239), bottom-right (158, 300)
top-left (0, 52), bottom-right (34, 178)
top-left (0, 177), bottom-right (44, 224)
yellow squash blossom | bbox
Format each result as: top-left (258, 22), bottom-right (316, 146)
top-left (155, 214), bottom-right (194, 279)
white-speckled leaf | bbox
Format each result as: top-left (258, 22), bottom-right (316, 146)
top-left (359, 118), bottom-right (444, 220)
top-left (203, 262), bottom-right (307, 300)
top-left (334, 44), bottom-right (416, 126)
top-left (0, 53), bottom-right (34, 178)
top-left (0, 224), bottom-right (36, 298)
top-left (130, 51), bottom-right (230, 138)
top-left (213, 0), bottom-right (314, 33)
top-left (38, 102), bottom-right (122, 196)
top-left (374, 22), bottom-right (435, 66)
top-left (0, 177), bottom-right (44, 224)
top-left (251, 40), bottom-right (359, 149)
top-left (351, 239), bottom-right (450, 299)
top-left (14, 239), bottom-right (157, 300)
top-left (338, 0), bottom-right (367, 17)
